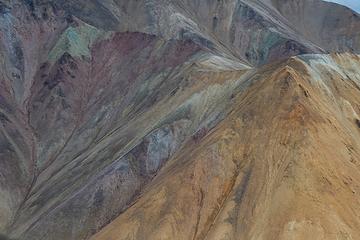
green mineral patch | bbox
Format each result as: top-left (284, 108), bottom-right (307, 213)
top-left (48, 22), bottom-right (107, 62)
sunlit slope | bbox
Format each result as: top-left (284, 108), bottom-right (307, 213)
top-left (93, 53), bottom-right (360, 240)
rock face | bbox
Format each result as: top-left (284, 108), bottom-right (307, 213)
top-left (0, 0), bottom-right (359, 240)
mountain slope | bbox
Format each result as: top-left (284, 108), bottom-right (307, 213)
top-left (270, 0), bottom-right (360, 52)
top-left (0, 0), bottom-right (359, 240)
top-left (92, 53), bottom-right (360, 240)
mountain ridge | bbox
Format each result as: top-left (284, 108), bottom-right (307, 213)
top-left (0, 0), bottom-right (359, 239)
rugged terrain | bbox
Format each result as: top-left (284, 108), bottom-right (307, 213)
top-left (0, 0), bottom-right (359, 240)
